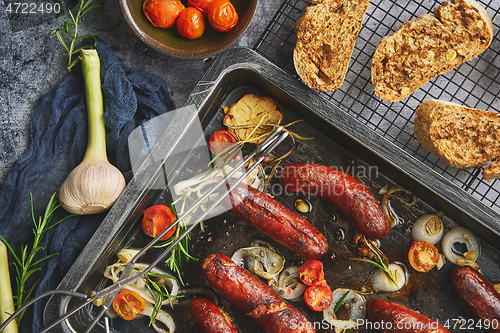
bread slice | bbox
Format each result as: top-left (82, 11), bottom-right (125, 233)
top-left (293, 0), bottom-right (371, 92)
top-left (414, 99), bottom-right (500, 180)
top-left (372, 0), bottom-right (493, 102)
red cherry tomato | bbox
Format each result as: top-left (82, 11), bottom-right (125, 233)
top-left (209, 130), bottom-right (238, 155)
top-left (142, 205), bottom-right (177, 240)
top-left (143, 0), bottom-right (185, 28)
top-left (188, 0), bottom-right (214, 16)
top-left (303, 281), bottom-right (333, 312)
top-left (408, 240), bottom-right (440, 273)
top-left (208, 0), bottom-right (238, 32)
top-left (176, 7), bottom-right (206, 39)
top-left (113, 290), bottom-right (146, 320)
top-left (299, 260), bottom-right (324, 286)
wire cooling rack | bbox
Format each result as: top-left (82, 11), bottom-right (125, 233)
top-left (254, 0), bottom-right (500, 213)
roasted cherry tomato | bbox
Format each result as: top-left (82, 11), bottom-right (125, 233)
top-left (176, 7), bottom-right (206, 39)
top-left (209, 130), bottom-right (238, 155)
top-left (208, 0), bottom-right (238, 32)
top-left (113, 290), bottom-right (146, 321)
top-left (304, 281), bottom-right (333, 312)
top-left (142, 205), bottom-right (177, 240)
top-left (408, 240), bottom-right (440, 273)
top-left (188, 0), bottom-right (214, 16)
top-left (143, 0), bottom-right (185, 28)
top-left (299, 260), bottom-right (324, 286)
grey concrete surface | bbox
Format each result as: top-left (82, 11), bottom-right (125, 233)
top-left (0, 0), bottom-right (283, 182)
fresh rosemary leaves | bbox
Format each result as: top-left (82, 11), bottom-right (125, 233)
top-left (51, 0), bottom-right (120, 71)
top-left (51, 0), bottom-right (101, 71)
top-left (0, 191), bottom-right (74, 323)
top-left (352, 236), bottom-right (398, 287)
top-left (153, 201), bottom-right (198, 286)
top-left (143, 273), bottom-right (181, 327)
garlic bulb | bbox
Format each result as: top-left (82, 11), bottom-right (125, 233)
top-left (59, 161), bottom-right (125, 214)
top-left (59, 49), bottom-right (125, 215)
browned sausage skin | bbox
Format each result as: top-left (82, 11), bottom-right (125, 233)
top-left (451, 266), bottom-right (500, 333)
top-left (228, 183), bottom-right (328, 260)
top-left (188, 297), bottom-right (239, 333)
top-left (279, 163), bottom-right (389, 239)
top-left (367, 300), bottom-right (451, 333)
top-left (202, 253), bottom-right (316, 333)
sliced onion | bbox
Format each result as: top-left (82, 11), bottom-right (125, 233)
top-left (231, 246), bottom-right (285, 280)
top-left (436, 254), bottom-right (446, 270)
top-left (277, 266), bottom-right (300, 287)
top-left (370, 263), bottom-right (406, 292)
top-left (104, 263), bottom-right (179, 306)
top-left (412, 214), bottom-right (445, 244)
top-left (141, 303), bottom-right (175, 333)
top-left (271, 265), bottom-right (306, 301)
top-left (250, 239), bottom-right (278, 252)
top-left (173, 164), bottom-right (264, 196)
top-left (116, 248), bottom-right (141, 264)
top-left (172, 164), bottom-right (264, 220)
top-left (442, 227), bottom-right (480, 265)
top-left (323, 288), bottom-right (366, 330)
top-left (272, 282), bottom-right (306, 302)
top-left (381, 186), bottom-right (417, 228)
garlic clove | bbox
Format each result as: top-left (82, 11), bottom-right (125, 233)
top-left (59, 161), bottom-right (126, 214)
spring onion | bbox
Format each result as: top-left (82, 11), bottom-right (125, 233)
top-left (0, 241), bottom-right (18, 333)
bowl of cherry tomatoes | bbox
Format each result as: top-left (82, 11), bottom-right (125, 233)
top-left (119, 0), bottom-right (258, 59)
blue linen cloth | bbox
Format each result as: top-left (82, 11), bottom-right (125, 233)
top-left (0, 41), bottom-right (175, 332)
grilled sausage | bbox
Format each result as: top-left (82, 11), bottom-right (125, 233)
top-left (202, 253), bottom-right (315, 333)
top-left (228, 183), bottom-right (328, 260)
top-left (367, 300), bottom-right (451, 333)
top-left (451, 266), bottom-right (500, 332)
top-left (188, 297), bottom-right (239, 333)
top-left (279, 163), bottom-right (388, 239)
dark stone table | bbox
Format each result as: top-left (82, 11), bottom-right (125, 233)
top-left (0, 0), bottom-right (282, 182)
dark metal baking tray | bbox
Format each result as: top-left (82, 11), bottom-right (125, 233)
top-left (44, 47), bottom-right (500, 333)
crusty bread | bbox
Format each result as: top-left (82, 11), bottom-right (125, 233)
top-left (414, 99), bottom-right (500, 180)
top-left (293, 0), bottom-right (371, 92)
top-left (372, 0), bottom-right (493, 102)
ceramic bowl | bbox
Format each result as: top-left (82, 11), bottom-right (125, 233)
top-left (120, 0), bottom-right (259, 59)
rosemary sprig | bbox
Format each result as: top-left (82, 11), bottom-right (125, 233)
top-left (333, 289), bottom-right (351, 313)
top-left (143, 273), bottom-right (182, 326)
top-left (351, 236), bottom-right (398, 287)
top-left (51, 0), bottom-right (102, 71)
top-left (0, 191), bottom-right (74, 323)
top-left (153, 199), bottom-right (198, 286)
